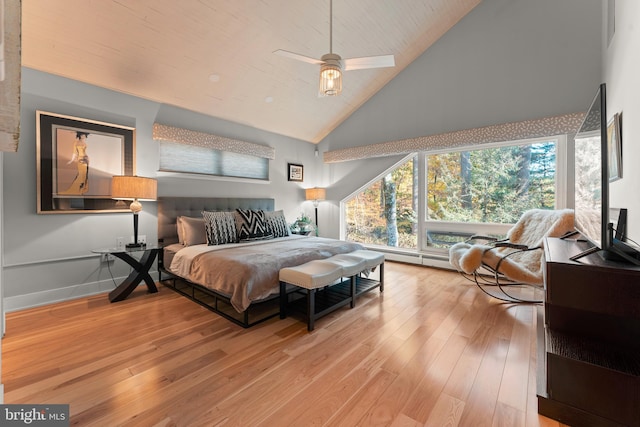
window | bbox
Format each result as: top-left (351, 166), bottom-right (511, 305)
top-left (343, 136), bottom-right (566, 253)
top-left (345, 156), bottom-right (417, 249)
top-left (159, 141), bottom-right (269, 180)
top-left (426, 139), bottom-right (559, 249)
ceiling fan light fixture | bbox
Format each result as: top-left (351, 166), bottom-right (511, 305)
top-left (275, 0), bottom-right (393, 98)
top-left (319, 64), bottom-right (342, 96)
top-left (319, 54), bottom-right (343, 96)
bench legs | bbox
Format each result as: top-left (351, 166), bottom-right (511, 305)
top-left (280, 279), bottom-right (355, 332)
top-left (350, 276), bottom-right (356, 308)
top-left (307, 289), bottom-right (316, 331)
top-left (279, 281), bottom-right (287, 319)
top-left (279, 259), bottom-right (384, 332)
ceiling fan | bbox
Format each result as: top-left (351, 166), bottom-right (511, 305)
top-left (273, 0), bottom-right (395, 96)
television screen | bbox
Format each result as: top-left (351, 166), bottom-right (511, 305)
top-left (573, 84), bottom-right (640, 265)
top-left (573, 83), bottom-right (607, 250)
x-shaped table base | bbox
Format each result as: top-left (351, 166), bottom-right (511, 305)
top-left (108, 248), bottom-right (159, 302)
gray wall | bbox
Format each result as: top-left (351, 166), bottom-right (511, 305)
top-left (318, 0), bottom-right (603, 238)
top-left (2, 69), bottom-right (318, 310)
top-left (605, 0), bottom-right (640, 243)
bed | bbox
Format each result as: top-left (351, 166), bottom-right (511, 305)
top-left (157, 196), bottom-right (369, 327)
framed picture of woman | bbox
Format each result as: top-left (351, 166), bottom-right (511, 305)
top-left (36, 111), bottom-right (136, 213)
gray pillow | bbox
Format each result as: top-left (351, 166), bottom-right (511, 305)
top-left (178, 216), bottom-right (207, 246)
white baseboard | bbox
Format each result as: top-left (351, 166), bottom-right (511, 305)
top-left (375, 250), bottom-right (453, 270)
top-left (2, 253), bottom-right (453, 313)
top-left (4, 272), bottom-right (160, 313)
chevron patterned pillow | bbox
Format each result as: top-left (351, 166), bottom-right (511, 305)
top-left (234, 209), bottom-right (274, 241)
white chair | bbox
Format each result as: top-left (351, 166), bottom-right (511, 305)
top-left (449, 209), bottom-right (574, 303)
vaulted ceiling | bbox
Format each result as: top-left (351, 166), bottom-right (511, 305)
top-left (21, 0), bottom-right (481, 143)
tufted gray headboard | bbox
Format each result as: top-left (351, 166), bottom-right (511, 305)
top-left (157, 197), bottom-right (275, 245)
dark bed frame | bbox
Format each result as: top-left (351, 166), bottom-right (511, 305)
top-left (157, 196), bottom-right (284, 328)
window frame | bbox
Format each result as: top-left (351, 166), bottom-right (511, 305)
top-left (339, 154), bottom-right (416, 241)
top-left (341, 135), bottom-right (568, 256)
top-left (421, 135), bottom-right (567, 254)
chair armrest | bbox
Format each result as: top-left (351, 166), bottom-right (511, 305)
top-left (467, 235), bottom-right (499, 242)
top-left (494, 242), bottom-right (532, 250)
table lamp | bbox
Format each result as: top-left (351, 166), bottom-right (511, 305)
top-left (112, 175), bottom-right (157, 248)
top-left (305, 187), bottom-right (326, 236)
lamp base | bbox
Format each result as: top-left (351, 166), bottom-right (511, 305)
top-left (126, 242), bottom-right (146, 249)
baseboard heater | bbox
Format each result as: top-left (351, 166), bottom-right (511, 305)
top-left (372, 250), bottom-right (453, 270)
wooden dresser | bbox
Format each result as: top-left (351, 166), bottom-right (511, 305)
top-left (537, 237), bottom-right (640, 427)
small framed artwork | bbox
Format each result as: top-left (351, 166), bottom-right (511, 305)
top-left (36, 111), bottom-right (136, 214)
top-left (607, 112), bottom-right (622, 182)
top-left (288, 163), bottom-right (304, 182)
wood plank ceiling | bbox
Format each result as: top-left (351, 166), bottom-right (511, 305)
top-left (21, 0), bottom-right (481, 143)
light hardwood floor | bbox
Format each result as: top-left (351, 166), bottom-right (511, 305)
top-left (3, 262), bottom-right (568, 426)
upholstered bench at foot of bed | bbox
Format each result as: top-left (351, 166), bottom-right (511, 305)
top-left (279, 250), bottom-right (385, 331)
top-left (279, 259), bottom-right (351, 331)
top-left (347, 249), bottom-right (385, 291)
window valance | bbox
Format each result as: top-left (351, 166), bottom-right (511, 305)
top-left (323, 112), bottom-right (585, 163)
top-left (153, 123), bottom-right (275, 160)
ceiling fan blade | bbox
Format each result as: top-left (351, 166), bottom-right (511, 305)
top-left (343, 55), bottom-right (395, 71)
top-left (273, 49), bottom-right (324, 65)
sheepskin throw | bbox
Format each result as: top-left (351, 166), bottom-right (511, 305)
top-left (449, 209), bottom-right (575, 286)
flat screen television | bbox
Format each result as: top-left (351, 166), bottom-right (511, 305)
top-left (571, 83), bottom-right (640, 264)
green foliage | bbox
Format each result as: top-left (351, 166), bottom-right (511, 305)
top-left (428, 142), bottom-right (556, 224)
top-left (296, 212), bottom-right (311, 224)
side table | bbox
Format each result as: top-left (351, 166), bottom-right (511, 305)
top-left (92, 245), bottom-right (161, 302)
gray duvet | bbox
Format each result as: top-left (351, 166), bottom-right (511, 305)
top-left (178, 236), bottom-right (363, 312)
